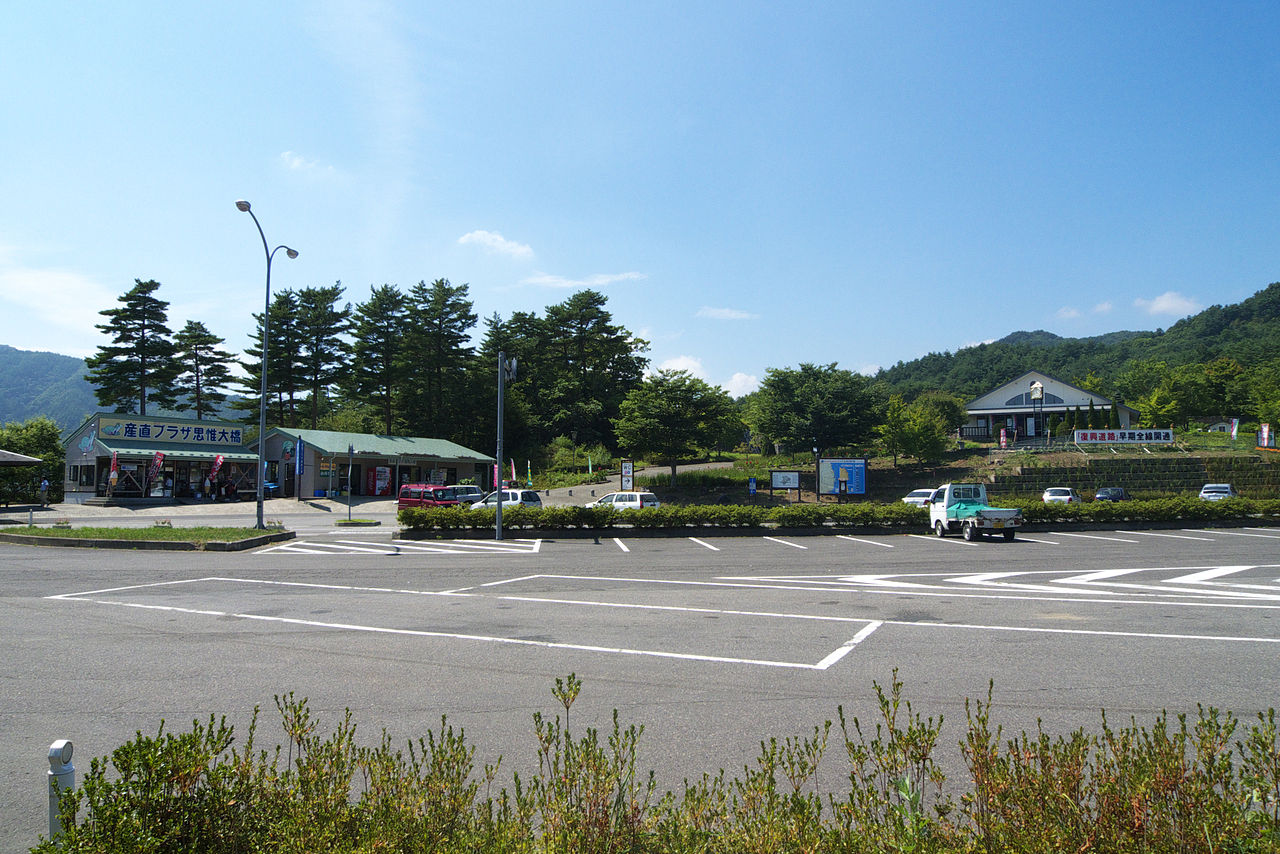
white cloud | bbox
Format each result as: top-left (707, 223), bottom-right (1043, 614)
top-left (857, 363), bottom-right (881, 377)
top-left (696, 306), bottom-right (758, 321)
top-left (521, 271), bottom-right (645, 289)
top-left (654, 355), bottom-right (708, 378)
top-left (1055, 306), bottom-right (1082, 320)
top-left (0, 266), bottom-right (117, 357)
top-left (1134, 291), bottom-right (1200, 316)
top-left (279, 150), bottom-right (335, 174)
top-left (457, 230), bottom-right (534, 259)
top-left (724, 372), bottom-right (759, 397)
top-left (1093, 301), bottom-right (1113, 314)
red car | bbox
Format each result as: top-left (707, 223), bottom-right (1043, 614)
top-left (397, 484), bottom-right (462, 510)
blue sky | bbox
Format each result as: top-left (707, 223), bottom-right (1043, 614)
top-left (3, 2), bottom-right (1278, 397)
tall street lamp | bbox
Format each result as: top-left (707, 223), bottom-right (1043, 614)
top-left (236, 200), bottom-right (298, 529)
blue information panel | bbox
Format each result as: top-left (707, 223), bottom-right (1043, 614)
top-left (817, 458), bottom-right (867, 495)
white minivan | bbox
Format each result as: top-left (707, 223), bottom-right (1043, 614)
top-left (585, 491), bottom-right (660, 510)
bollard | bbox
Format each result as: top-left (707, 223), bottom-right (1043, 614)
top-left (48, 740), bottom-right (74, 842)
top-left (591, 489), bottom-right (595, 496)
top-left (568, 489), bottom-right (572, 496)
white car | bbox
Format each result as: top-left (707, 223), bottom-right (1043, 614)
top-left (901, 489), bottom-right (935, 507)
top-left (1042, 487), bottom-right (1080, 504)
top-left (585, 491), bottom-right (660, 510)
top-left (470, 489), bottom-right (543, 509)
top-left (1198, 483), bottom-right (1238, 501)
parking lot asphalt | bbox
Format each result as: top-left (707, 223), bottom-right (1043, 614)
top-left (2, 522), bottom-right (1278, 847)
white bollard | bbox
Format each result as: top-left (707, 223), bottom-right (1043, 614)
top-left (48, 740), bottom-right (74, 842)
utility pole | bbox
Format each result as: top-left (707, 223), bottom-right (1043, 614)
top-left (495, 352), bottom-right (516, 541)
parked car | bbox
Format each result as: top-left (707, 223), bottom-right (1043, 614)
top-left (1042, 487), bottom-right (1080, 504)
top-left (901, 488), bottom-right (935, 507)
top-left (470, 489), bottom-right (543, 509)
top-left (448, 484), bottom-right (485, 504)
top-left (585, 491), bottom-right (660, 510)
top-left (1093, 487), bottom-right (1130, 502)
top-left (397, 483), bottom-right (461, 510)
top-left (1198, 483), bottom-right (1238, 501)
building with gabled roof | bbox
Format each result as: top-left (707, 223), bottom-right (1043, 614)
top-left (962, 371), bottom-right (1137, 442)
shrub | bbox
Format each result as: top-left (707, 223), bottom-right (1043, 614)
top-left (38, 677), bottom-right (1280, 852)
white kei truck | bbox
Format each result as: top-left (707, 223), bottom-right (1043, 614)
top-left (927, 482), bottom-right (1022, 541)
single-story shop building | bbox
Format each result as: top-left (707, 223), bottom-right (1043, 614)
top-left (255, 428), bottom-right (494, 498)
top-left (63, 413), bottom-right (259, 499)
top-left (962, 371), bottom-right (1138, 442)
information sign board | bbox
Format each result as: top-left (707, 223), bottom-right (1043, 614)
top-left (817, 458), bottom-right (867, 495)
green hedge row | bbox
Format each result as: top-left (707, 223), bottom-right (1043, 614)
top-left (399, 498), bottom-right (1280, 531)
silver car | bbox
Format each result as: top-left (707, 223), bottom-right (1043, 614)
top-left (901, 489), bottom-right (934, 507)
top-left (1042, 487), bottom-right (1079, 504)
top-left (470, 489), bottom-right (543, 509)
top-left (1198, 483), bottom-right (1237, 501)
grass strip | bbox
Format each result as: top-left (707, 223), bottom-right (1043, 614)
top-left (17, 526), bottom-right (277, 543)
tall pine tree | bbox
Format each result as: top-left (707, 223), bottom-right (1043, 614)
top-left (85, 278), bottom-right (179, 415)
top-left (173, 321), bottom-right (235, 420)
top-left (402, 279), bottom-right (477, 441)
top-left (349, 284), bottom-right (408, 434)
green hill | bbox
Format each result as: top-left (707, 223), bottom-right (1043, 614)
top-left (0, 345), bottom-right (97, 432)
top-left (876, 281), bottom-right (1280, 399)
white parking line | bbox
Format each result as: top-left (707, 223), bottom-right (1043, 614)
top-left (1117, 530), bottom-right (1215, 542)
top-left (1013, 535), bottom-right (1060, 544)
top-left (908, 534), bottom-right (978, 546)
top-left (1190, 529), bottom-right (1280, 539)
top-left (613, 538), bottom-right (630, 552)
top-left (763, 536), bottom-right (807, 550)
top-left (689, 538), bottom-right (720, 551)
top-left (1049, 531), bottom-right (1141, 544)
top-left (814, 621), bottom-right (883, 669)
top-left (1169, 566), bottom-right (1254, 584)
top-left (836, 535), bottom-right (894, 548)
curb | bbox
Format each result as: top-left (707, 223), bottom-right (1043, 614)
top-left (0, 530), bottom-right (296, 551)
top-left (396, 517), bottom-right (1280, 540)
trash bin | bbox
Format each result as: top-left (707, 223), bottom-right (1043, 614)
top-left (314, 489), bottom-right (326, 497)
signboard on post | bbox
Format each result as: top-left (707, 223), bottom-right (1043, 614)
top-left (817, 458), bottom-right (867, 496)
top-left (620, 459), bottom-right (634, 491)
top-left (770, 470), bottom-right (800, 490)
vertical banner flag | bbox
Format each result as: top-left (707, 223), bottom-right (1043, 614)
top-left (493, 463), bottom-right (499, 489)
top-left (527, 460), bottom-right (532, 487)
top-left (147, 451), bottom-right (165, 485)
top-left (211, 454), bottom-right (224, 477)
top-left (296, 439), bottom-right (304, 479)
top-left (511, 459), bottom-right (517, 483)
top-left (1230, 418), bottom-right (1239, 440)
top-left (1263, 424), bottom-right (1271, 447)
top-left (587, 455), bottom-right (592, 476)
top-left (110, 452), bottom-right (118, 474)
top-left (999, 428), bottom-right (1008, 450)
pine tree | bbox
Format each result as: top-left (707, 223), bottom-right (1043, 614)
top-left (295, 284), bottom-right (351, 429)
top-left (349, 284), bottom-right (409, 434)
top-left (236, 289), bottom-right (303, 428)
top-left (402, 279), bottom-right (477, 441)
top-left (173, 321), bottom-right (234, 420)
top-left (84, 278), bottom-right (179, 415)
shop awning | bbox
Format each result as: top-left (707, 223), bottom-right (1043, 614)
top-left (0, 448), bottom-right (42, 466)
top-left (94, 440), bottom-right (259, 462)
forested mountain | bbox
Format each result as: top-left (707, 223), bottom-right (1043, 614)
top-left (876, 281), bottom-right (1280, 401)
top-left (0, 345), bottom-right (97, 431)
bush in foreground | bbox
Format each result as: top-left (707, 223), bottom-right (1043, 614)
top-left (38, 675), bottom-right (1280, 853)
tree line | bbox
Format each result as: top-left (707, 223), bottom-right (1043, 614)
top-left (84, 276), bottom-right (1280, 478)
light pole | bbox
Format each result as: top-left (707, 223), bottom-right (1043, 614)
top-left (236, 200), bottom-right (298, 529)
